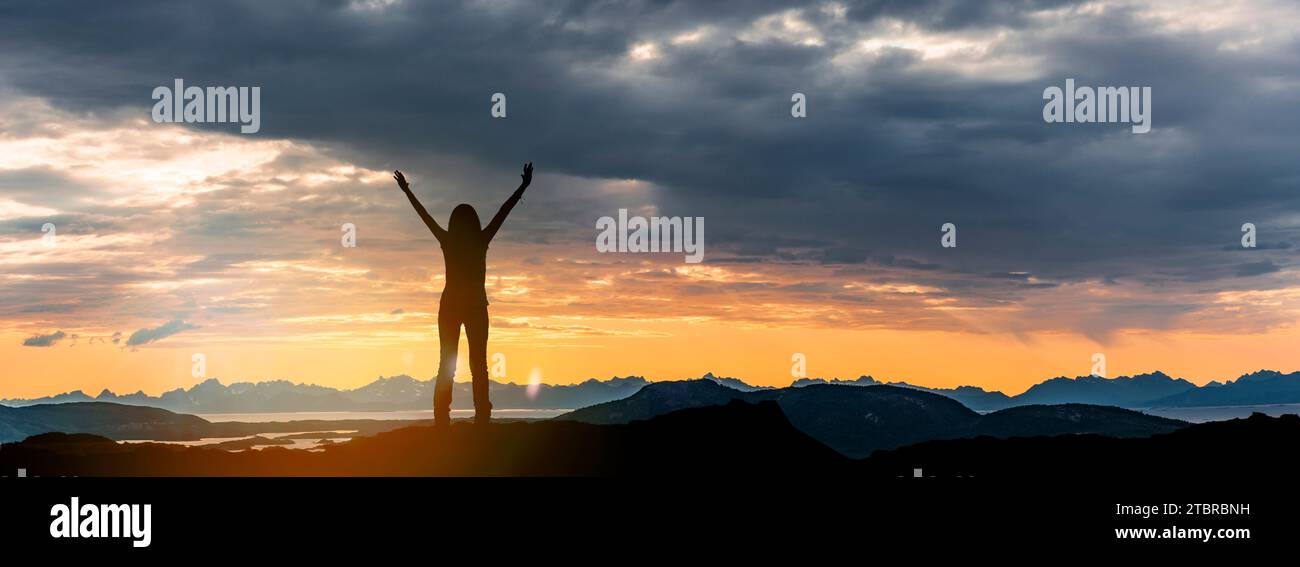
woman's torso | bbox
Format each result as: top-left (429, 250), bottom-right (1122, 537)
top-left (440, 236), bottom-right (489, 306)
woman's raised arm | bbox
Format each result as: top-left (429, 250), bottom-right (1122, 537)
top-left (483, 162), bottom-right (532, 243)
top-left (394, 170), bottom-right (447, 241)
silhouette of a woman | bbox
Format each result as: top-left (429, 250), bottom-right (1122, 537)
top-left (394, 163), bottom-right (533, 425)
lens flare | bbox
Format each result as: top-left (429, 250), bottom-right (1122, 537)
top-left (526, 367), bottom-right (543, 400)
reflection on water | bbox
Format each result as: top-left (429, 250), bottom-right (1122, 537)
top-left (118, 408), bottom-right (572, 451)
top-left (121, 437), bottom-right (250, 447)
top-left (975, 404), bottom-right (1300, 422)
top-left (195, 408), bottom-right (571, 423)
top-left (1139, 403), bottom-right (1300, 423)
top-left (121, 430), bottom-right (358, 451)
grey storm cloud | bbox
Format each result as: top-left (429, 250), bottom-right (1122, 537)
top-left (0, 0), bottom-right (1296, 300)
top-left (1234, 260), bottom-right (1281, 277)
top-left (125, 319), bottom-right (198, 346)
top-left (22, 330), bottom-right (66, 347)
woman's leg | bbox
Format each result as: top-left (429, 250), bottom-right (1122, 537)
top-left (465, 304), bottom-right (491, 423)
top-left (434, 306), bottom-right (463, 426)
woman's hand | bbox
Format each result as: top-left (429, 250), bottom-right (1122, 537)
top-left (393, 170), bottom-right (412, 192)
top-left (520, 162), bottom-right (533, 187)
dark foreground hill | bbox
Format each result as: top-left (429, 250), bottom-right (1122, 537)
top-left (0, 402), bottom-right (211, 443)
top-left (866, 411), bottom-right (1300, 479)
top-left (0, 402), bottom-right (424, 443)
top-left (971, 403), bottom-right (1187, 438)
top-left (0, 401), bottom-right (846, 476)
top-left (1, 402), bottom-right (1295, 479)
top-left (561, 381), bottom-right (1185, 457)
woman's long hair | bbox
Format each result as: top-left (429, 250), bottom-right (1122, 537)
top-left (447, 203), bottom-right (482, 243)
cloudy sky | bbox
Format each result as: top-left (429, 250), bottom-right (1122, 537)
top-left (2, 0), bottom-right (1299, 397)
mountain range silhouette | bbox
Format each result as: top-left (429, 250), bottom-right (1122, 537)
top-left (560, 381), bottom-right (1186, 457)
top-left (0, 375), bottom-right (649, 413)
top-left (6, 369), bottom-right (1298, 414)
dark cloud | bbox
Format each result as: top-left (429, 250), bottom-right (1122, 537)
top-left (125, 319), bottom-right (197, 346)
top-left (22, 330), bottom-right (66, 347)
top-left (1, 0), bottom-right (1298, 337)
top-left (1234, 260), bottom-right (1281, 277)
top-left (843, 0), bottom-right (1087, 30)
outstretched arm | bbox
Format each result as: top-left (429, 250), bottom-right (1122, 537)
top-left (483, 162), bottom-right (533, 244)
top-left (394, 170), bottom-right (447, 241)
